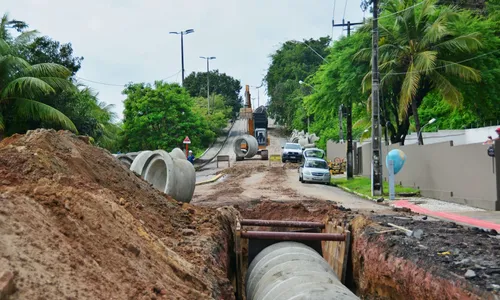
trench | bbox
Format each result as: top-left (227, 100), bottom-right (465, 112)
top-left (213, 202), bottom-right (494, 300)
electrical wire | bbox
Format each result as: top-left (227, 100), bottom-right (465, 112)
top-left (380, 49), bottom-right (500, 76)
top-left (342, 0), bottom-right (348, 21)
top-left (74, 70), bottom-right (182, 87)
top-left (375, 1), bottom-right (424, 20)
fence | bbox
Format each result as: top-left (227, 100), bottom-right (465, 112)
top-left (327, 139), bottom-right (499, 210)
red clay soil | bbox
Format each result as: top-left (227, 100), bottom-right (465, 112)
top-left (350, 215), bottom-right (500, 300)
top-left (0, 129), bottom-right (236, 300)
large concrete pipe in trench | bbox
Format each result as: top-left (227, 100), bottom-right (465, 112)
top-left (115, 154), bottom-right (134, 169)
top-left (246, 242), bottom-right (358, 300)
top-left (233, 134), bottom-right (259, 159)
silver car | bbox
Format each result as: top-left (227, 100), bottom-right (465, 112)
top-left (299, 157), bottom-right (331, 184)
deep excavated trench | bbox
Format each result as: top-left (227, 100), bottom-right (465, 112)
top-left (218, 202), bottom-right (499, 300)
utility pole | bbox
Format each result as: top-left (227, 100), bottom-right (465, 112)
top-left (370, 0), bottom-right (383, 196)
top-left (200, 56), bottom-right (216, 113)
top-left (333, 19), bottom-right (363, 180)
top-left (169, 29), bottom-right (194, 86)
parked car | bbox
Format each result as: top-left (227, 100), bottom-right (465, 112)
top-left (301, 148), bottom-right (325, 163)
top-left (281, 142), bottom-right (303, 163)
top-left (299, 157), bottom-right (331, 184)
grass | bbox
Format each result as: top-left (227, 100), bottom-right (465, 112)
top-left (331, 176), bottom-right (420, 198)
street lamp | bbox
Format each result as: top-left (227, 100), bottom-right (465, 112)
top-left (251, 83), bottom-right (263, 108)
top-left (169, 29), bottom-right (194, 86)
top-left (200, 56), bottom-right (216, 113)
top-left (417, 118), bottom-right (436, 145)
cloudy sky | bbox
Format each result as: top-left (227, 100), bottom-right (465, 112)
top-left (3, 0), bottom-right (365, 119)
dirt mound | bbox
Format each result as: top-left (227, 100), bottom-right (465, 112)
top-left (0, 129), bottom-right (235, 300)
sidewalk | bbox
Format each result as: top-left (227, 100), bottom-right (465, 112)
top-left (391, 197), bottom-right (500, 231)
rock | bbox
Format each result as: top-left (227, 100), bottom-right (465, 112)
top-left (412, 229), bottom-right (424, 240)
top-left (418, 244), bottom-right (428, 250)
top-left (464, 269), bottom-right (476, 279)
top-left (376, 197), bottom-right (384, 203)
top-left (454, 258), bottom-right (471, 265)
top-left (0, 271), bottom-right (16, 299)
top-left (181, 229), bottom-right (196, 236)
top-left (422, 216), bottom-right (428, 220)
top-left (126, 243), bottom-right (141, 257)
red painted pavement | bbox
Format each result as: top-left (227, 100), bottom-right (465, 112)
top-left (393, 200), bottom-right (500, 231)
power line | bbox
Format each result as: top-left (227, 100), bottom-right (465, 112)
top-left (342, 0), bottom-right (348, 21)
top-left (380, 49), bottom-right (500, 76)
top-left (375, 1), bottom-right (424, 20)
top-left (74, 70), bottom-right (182, 87)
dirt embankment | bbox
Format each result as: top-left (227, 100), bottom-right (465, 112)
top-left (0, 129), bottom-right (236, 300)
top-left (350, 215), bottom-right (500, 300)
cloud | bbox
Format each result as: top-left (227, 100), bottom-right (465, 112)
top-left (3, 0), bottom-right (365, 119)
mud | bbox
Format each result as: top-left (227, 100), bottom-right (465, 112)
top-left (0, 129), bottom-right (235, 300)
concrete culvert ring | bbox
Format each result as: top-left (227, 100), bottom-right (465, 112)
top-left (233, 134), bottom-right (259, 159)
top-left (115, 154), bottom-right (134, 169)
top-left (130, 150), bottom-right (153, 176)
top-left (143, 150), bottom-right (195, 203)
top-left (246, 242), bottom-right (358, 300)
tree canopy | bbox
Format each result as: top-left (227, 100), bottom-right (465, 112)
top-left (183, 70), bottom-right (242, 116)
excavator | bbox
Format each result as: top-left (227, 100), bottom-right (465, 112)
top-left (238, 85), bottom-right (269, 160)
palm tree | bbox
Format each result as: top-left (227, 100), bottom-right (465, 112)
top-left (357, 0), bottom-right (482, 144)
top-left (0, 36), bottom-right (77, 139)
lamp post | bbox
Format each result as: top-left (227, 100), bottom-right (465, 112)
top-left (417, 118), bottom-right (436, 145)
top-left (200, 56), bottom-right (216, 113)
top-left (169, 29), bottom-right (194, 86)
top-left (251, 83), bottom-right (263, 108)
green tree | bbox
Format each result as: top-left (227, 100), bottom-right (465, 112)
top-left (264, 37), bottom-right (331, 129)
top-left (183, 70), bottom-right (242, 116)
top-left (19, 36), bottom-right (83, 76)
top-left (357, 0), bottom-right (482, 144)
top-left (121, 81), bottom-right (210, 152)
top-left (0, 37), bottom-right (77, 139)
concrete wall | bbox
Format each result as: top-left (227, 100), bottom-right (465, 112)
top-left (358, 125), bottom-right (500, 147)
top-left (326, 140), bottom-right (346, 161)
top-left (357, 141), bottom-right (498, 210)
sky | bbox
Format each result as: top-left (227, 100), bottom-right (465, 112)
top-left (3, 0), bottom-right (366, 120)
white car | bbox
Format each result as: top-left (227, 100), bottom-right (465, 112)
top-left (299, 158), bottom-right (331, 184)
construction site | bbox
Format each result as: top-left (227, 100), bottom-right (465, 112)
top-left (0, 85), bottom-right (499, 300)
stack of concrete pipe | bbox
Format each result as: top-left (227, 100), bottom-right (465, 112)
top-left (115, 148), bottom-right (196, 203)
top-left (233, 134), bottom-right (259, 159)
top-left (246, 242), bottom-right (358, 300)
top-left (289, 130), bottom-right (320, 148)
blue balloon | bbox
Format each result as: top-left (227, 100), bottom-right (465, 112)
top-left (386, 149), bottom-right (406, 175)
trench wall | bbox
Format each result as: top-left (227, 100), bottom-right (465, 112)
top-left (328, 139), bottom-right (499, 210)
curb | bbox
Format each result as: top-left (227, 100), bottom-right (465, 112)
top-left (335, 185), bottom-right (376, 201)
top-left (195, 173), bottom-right (224, 186)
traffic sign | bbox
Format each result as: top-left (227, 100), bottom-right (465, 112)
top-left (183, 136), bottom-right (191, 144)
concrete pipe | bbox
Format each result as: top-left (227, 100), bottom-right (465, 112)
top-left (298, 137), bottom-right (309, 147)
top-left (130, 150), bottom-right (153, 176)
top-left (116, 154), bottom-right (134, 169)
top-left (233, 134), bottom-right (259, 159)
top-left (142, 150), bottom-right (196, 203)
top-left (170, 147), bottom-right (187, 160)
top-left (246, 242), bottom-right (358, 300)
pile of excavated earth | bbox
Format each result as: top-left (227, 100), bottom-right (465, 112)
top-left (0, 129), bottom-right (236, 300)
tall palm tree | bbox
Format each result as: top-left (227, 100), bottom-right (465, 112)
top-left (0, 37), bottom-right (77, 139)
top-left (357, 0), bottom-right (482, 144)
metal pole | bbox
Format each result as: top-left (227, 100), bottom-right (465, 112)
top-left (371, 0), bottom-right (383, 196)
top-left (181, 32), bottom-right (185, 86)
top-left (346, 21), bottom-right (353, 179)
top-left (240, 219), bottom-right (325, 229)
top-left (207, 58), bottom-right (210, 113)
top-left (241, 231), bottom-right (345, 241)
